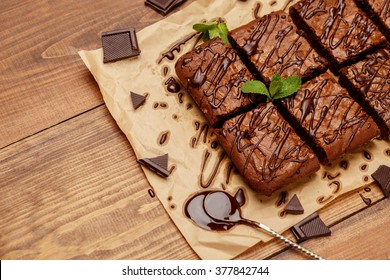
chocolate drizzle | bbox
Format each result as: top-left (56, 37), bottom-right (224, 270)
top-left (158, 130), bottom-right (170, 146)
top-left (199, 151), bottom-right (226, 188)
top-left (216, 103), bottom-right (318, 195)
top-left (297, 0), bottom-right (381, 61)
top-left (158, 32), bottom-right (197, 64)
top-left (231, 11), bottom-right (327, 82)
top-left (282, 73), bottom-right (378, 163)
top-left (343, 49), bottom-right (390, 135)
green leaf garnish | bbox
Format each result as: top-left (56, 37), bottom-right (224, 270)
top-left (193, 20), bottom-right (230, 45)
top-left (241, 74), bottom-right (302, 101)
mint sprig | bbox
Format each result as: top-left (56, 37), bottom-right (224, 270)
top-left (241, 74), bottom-right (302, 101)
top-left (193, 21), bottom-right (230, 45)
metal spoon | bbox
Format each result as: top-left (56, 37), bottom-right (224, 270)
top-left (203, 190), bottom-right (324, 260)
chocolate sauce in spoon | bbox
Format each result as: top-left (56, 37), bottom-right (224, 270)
top-left (201, 191), bottom-right (324, 260)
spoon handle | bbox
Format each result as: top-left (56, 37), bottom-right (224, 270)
top-left (245, 219), bottom-right (324, 260)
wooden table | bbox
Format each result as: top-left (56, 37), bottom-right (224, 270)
top-left (1, 0), bottom-right (389, 260)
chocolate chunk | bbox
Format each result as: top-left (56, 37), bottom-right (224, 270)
top-left (137, 154), bottom-right (170, 178)
top-left (130, 91), bottom-right (147, 109)
top-left (284, 194), bottom-right (304, 215)
top-left (145, 0), bottom-right (187, 15)
top-left (102, 28), bottom-right (141, 63)
top-left (371, 165), bottom-right (390, 198)
top-left (290, 212), bottom-right (331, 243)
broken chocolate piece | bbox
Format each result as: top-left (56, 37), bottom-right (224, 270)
top-left (290, 212), bottom-right (331, 243)
top-left (137, 154), bottom-right (170, 178)
top-left (284, 194), bottom-right (304, 215)
top-left (371, 165), bottom-right (390, 198)
top-left (145, 0), bottom-right (187, 15)
top-left (130, 91), bottom-right (147, 109)
top-left (102, 28), bottom-right (141, 63)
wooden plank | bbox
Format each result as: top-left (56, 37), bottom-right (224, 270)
top-left (0, 0), bottom-right (192, 148)
top-left (0, 105), bottom-right (196, 259)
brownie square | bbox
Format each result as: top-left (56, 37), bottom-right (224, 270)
top-left (229, 10), bottom-right (328, 83)
top-left (175, 37), bottom-right (259, 127)
top-left (278, 72), bottom-right (381, 164)
top-left (215, 102), bottom-right (320, 196)
top-left (339, 49), bottom-right (390, 137)
top-left (290, 0), bottom-right (387, 73)
top-left (355, 0), bottom-right (390, 40)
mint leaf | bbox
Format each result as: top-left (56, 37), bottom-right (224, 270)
top-left (217, 22), bottom-right (230, 45)
top-left (241, 80), bottom-right (270, 99)
top-left (274, 75), bottom-right (302, 100)
top-left (193, 20), bottom-right (230, 45)
top-left (242, 74), bottom-right (302, 102)
top-left (193, 22), bottom-right (218, 33)
top-left (269, 74), bottom-right (283, 98)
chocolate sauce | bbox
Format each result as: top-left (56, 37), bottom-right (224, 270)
top-left (169, 165), bottom-right (176, 175)
top-left (163, 66), bottom-right (169, 76)
top-left (200, 151), bottom-right (226, 188)
top-left (184, 189), bottom-right (246, 231)
top-left (359, 193), bottom-right (372, 206)
top-left (364, 187), bottom-right (371, 192)
top-left (317, 195), bottom-right (334, 204)
top-left (210, 141), bottom-right (218, 149)
top-left (234, 188), bottom-right (246, 207)
top-left (225, 164), bottom-right (234, 185)
top-left (170, 204), bottom-right (176, 210)
top-left (386, 149), bottom-right (390, 156)
top-left (172, 114), bottom-right (178, 120)
top-left (158, 32), bottom-right (197, 64)
top-left (177, 92), bottom-right (184, 104)
top-left (165, 77), bottom-right (181, 93)
top-left (253, 2), bottom-right (262, 19)
top-left (363, 150), bottom-right (372, 161)
top-left (363, 175), bottom-right (369, 182)
top-left (276, 191), bottom-right (288, 207)
top-left (153, 102), bottom-right (169, 109)
top-left (360, 164), bottom-right (368, 171)
top-left (186, 103), bottom-right (193, 110)
top-left (339, 160), bottom-right (349, 170)
top-left (148, 189), bottom-right (155, 198)
top-left (327, 172), bottom-right (340, 180)
top-left (158, 131), bottom-right (170, 146)
top-left (190, 123), bottom-right (209, 148)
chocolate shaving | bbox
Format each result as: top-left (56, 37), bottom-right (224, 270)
top-left (284, 194), bottom-right (304, 215)
top-left (290, 212), bottom-right (331, 243)
top-left (145, 0), bottom-right (187, 15)
top-left (102, 28), bottom-right (141, 63)
top-left (137, 154), bottom-right (170, 178)
top-left (371, 165), bottom-right (390, 198)
top-left (130, 92), bottom-right (147, 110)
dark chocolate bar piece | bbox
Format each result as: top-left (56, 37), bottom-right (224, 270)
top-left (102, 28), bottom-right (141, 63)
top-left (130, 91), bottom-right (147, 110)
top-left (371, 165), bottom-right (390, 198)
top-left (284, 194), bottom-right (304, 215)
top-left (290, 212), bottom-right (331, 243)
top-left (137, 154), bottom-right (170, 178)
top-left (145, 0), bottom-right (186, 15)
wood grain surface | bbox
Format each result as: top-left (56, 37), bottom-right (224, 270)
top-left (0, 0), bottom-right (389, 260)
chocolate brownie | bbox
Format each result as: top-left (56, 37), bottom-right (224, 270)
top-left (354, 0), bottom-right (390, 40)
top-left (228, 10), bottom-right (328, 83)
top-left (290, 0), bottom-right (387, 73)
top-left (175, 37), bottom-right (258, 127)
top-left (215, 102), bottom-right (320, 196)
top-left (339, 49), bottom-right (390, 137)
top-left (278, 72), bottom-right (381, 164)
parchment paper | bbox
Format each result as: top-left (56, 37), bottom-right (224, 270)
top-left (79, 0), bottom-right (390, 259)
